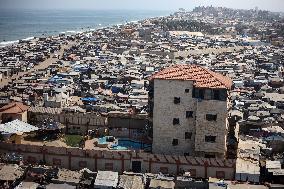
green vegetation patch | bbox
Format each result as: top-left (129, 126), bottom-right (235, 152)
top-left (64, 134), bottom-right (83, 147)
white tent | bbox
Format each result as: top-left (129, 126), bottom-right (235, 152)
top-left (0, 119), bottom-right (38, 134)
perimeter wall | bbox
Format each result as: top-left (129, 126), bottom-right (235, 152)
top-left (0, 142), bottom-right (235, 180)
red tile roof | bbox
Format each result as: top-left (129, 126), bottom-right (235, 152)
top-left (151, 64), bottom-right (232, 89)
top-left (0, 102), bottom-right (29, 114)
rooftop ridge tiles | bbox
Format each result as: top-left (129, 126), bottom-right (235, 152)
top-left (151, 64), bottom-right (232, 89)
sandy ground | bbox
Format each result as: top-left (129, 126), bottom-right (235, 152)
top-left (21, 138), bottom-right (68, 148)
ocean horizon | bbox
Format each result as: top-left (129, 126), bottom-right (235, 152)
top-left (0, 9), bottom-right (172, 46)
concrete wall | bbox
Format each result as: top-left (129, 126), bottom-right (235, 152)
top-left (29, 111), bottom-right (146, 137)
top-left (0, 142), bottom-right (236, 180)
top-left (108, 117), bottom-right (147, 139)
top-left (29, 112), bottom-right (107, 134)
top-left (108, 117), bottom-right (146, 129)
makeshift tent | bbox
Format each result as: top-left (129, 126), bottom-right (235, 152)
top-left (81, 97), bottom-right (98, 102)
top-left (0, 119), bottom-right (38, 134)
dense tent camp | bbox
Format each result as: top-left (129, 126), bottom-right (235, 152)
top-left (37, 119), bottom-right (63, 131)
top-left (33, 119), bottom-right (65, 140)
top-left (0, 119), bottom-right (38, 134)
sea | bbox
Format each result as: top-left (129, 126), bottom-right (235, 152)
top-left (0, 9), bottom-right (171, 46)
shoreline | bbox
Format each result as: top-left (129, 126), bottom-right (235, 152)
top-left (0, 10), bottom-right (172, 47)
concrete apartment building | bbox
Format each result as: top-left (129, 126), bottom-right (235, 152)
top-left (149, 64), bottom-right (232, 158)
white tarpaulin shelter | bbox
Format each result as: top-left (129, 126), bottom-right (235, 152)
top-left (0, 119), bottom-right (38, 134)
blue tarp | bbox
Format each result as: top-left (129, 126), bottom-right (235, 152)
top-left (48, 75), bottom-right (62, 83)
top-left (111, 86), bottom-right (120, 93)
top-left (81, 97), bottom-right (98, 102)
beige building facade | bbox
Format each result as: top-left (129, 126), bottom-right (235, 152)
top-left (150, 64), bottom-right (232, 158)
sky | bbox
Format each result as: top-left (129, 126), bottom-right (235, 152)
top-left (0, 0), bottom-right (284, 12)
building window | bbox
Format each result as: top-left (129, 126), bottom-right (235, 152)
top-left (172, 139), bottom-right (179, 146)
top-left (105, 163), bottom-right (113, 171)
top-left (192, 88), bottom-right (196, 98)
top-left (174, 97), bottom-right (180, 104)
top-left (79, 161), bottom-right (87, 168)
top-left (192, 88), bottom-right (205, 99)
top-left (198, 89), bottom-right (205, 99)
top-left (216, 171), bottom-right (225, 179)
top-left (194, 88), bottom-right (227, 101)
top-left (217, 89), bottom-right (227, 101)
top-left (53, 158), bottom-right (61, 166)
top-left (206, 114), bottom-right (217, 121)
top-left (192, 88), bottom-right (211, 100)
top-left (184, 153), bottom-right (190, 156)
top-left (186, 111), bottom-right (193, 118)
top-left (205, 136), bottom-right (216, 143)
top-left (185, 132), bottom-right (192, 139)
top-left (185, 89), bottom-right (190, 93)
top-left (204, 89), bottom-right (213, 100)
top-left (213, 90), bottom-right (220, 100)
top-left (173, 118), bottom-right (180, 125)
top-left (160, 167), bottom-right (168, 174)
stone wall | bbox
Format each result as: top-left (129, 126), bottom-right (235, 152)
top-left (152, 79), bottom-right (229, 158)
top-left (195, 99), bottom-right (228, 157)
top-left (152, 79), bottom-right (196, 155)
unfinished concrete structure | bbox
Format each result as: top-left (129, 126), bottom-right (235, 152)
top-left (150, 64), bottom-right (232, 158)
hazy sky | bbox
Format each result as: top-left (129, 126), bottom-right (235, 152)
top-left (1, 0), bottom-right (284, 12)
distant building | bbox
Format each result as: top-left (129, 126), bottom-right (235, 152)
top-left (149, 64), bottom-right (232, 158)
top-left (166, 31), bottom-right (205, 39)
top-left (43, 92), bottom-right (70, 108)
